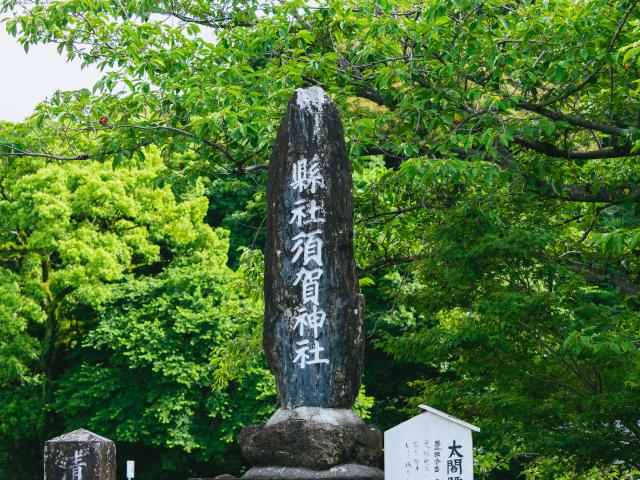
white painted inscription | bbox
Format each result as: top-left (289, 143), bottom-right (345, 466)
top-left (291, 230), bottom-right (323, 266)
top-left (289, 199), bottom-right (325, 226)
top-left (288, 156), bottom-right (329, 369)
top-left (290, 156), bottom-right (325, 193)
top-left (293, 339), bottom-right (330, 368)
top-left (56, 450), bottom-right (86, 480)
top-left (294, 305), bottom-right (326, 337)
top-left (384, 405), bottom-right (479, 480)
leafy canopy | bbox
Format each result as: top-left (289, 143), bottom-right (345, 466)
top-left (1, 0), bottom-right (640, 478)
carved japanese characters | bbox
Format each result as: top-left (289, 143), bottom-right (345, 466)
top-left (263, 87), bottom-right (364, 409)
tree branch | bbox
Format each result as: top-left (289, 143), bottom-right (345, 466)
top-left (108, 124), bottom-right (238, 163)
top-left (0, 144), bottom-right (91, 161)
top-left (0, 123), bottom-right (268, 173)
top-left (535, 0), bottom-right (638, 107)
top-left (356, 204), bottom-right (431, 224)
top-left (554, 184), bottom-right (640, 203)
top-left (562, 259), bottom-right (640, 296)
top-left (513, 136), bottom-right (634, 160)
top-left (164, 2), bottom-right (254, 29)
top-left (235, 163), bottom-right (268, 173)
top-left (355, 86), bottom-right (398, 109)
top-left (515, 102), bottom-right (626, 136)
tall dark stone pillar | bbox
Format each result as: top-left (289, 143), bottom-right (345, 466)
top-left (44, 429), bottom-right (115, 480)
top-left (263, 86), bottom-right (364, 409)
top-left (238, 87), bottom-right (383, 480)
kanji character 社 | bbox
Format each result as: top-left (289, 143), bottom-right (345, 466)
top-left (293, 339), bottom-right (330, 368)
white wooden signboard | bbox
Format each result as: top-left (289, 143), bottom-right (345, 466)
top-left (384, 405), bottom-right (480, 480)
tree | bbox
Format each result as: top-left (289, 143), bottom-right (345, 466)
top-left (0, 148), bottom-right (273, 479)
top-left (0, 269), bottom-right (44, 479)
top-left (1, 0), bottom-right (640, 477)
top-left (54, 231), bottom-right (272, 479)
top-left (2, 0), bottom-right (639, 282)
top-left (369, 165), bottom-right (640, 476)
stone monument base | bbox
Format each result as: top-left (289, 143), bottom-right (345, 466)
top-left (238, 408), bottom-right (383, 479)
top-left (242, 464), bottom-right (384, 480)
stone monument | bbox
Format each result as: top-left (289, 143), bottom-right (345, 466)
top-left (44, 428), bottom-right (116, 480)
top-left (238, 87), bottom-right (383, 479)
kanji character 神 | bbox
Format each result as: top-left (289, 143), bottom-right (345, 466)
top-left (293, 305), bottom-right (326, 337)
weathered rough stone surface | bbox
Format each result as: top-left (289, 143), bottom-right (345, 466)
top-left (44, 428), bottom-right (115, 480)
top-left (242, 464), bottom-right (384, 480)
top-left (267, 407), bottom-right (364, 426)
top-left (238, 420), bottom-right (382, 470)
top-left (351, 426), bottom-right (382, 467)
top-left (263, 86), bottom-right (365, 409)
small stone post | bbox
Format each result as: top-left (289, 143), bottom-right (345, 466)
top-left (44, 428), bottom-right (115, 480)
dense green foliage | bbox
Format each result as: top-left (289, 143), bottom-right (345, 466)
top-left (0, 153), bottom-right (275, 478)
top-left (1, 0), bottom-right (640, 478)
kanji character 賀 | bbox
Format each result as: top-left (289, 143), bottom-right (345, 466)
top-left (293, 267), bottom-right (323, 305)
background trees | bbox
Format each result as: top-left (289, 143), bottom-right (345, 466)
top-left (0, 150), bottom-right (271, 478)
top-left (0, 0), bottom-right (639, 478)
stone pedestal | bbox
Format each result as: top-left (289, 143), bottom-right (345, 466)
top-left (44, 428), bottom-right (115, 480)
top-left (239, 407), bottom-right (383, 479)
top-left (240, 408), bottom-right (382, 470)
top-left (242, 464), bottom-right (384, 480)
